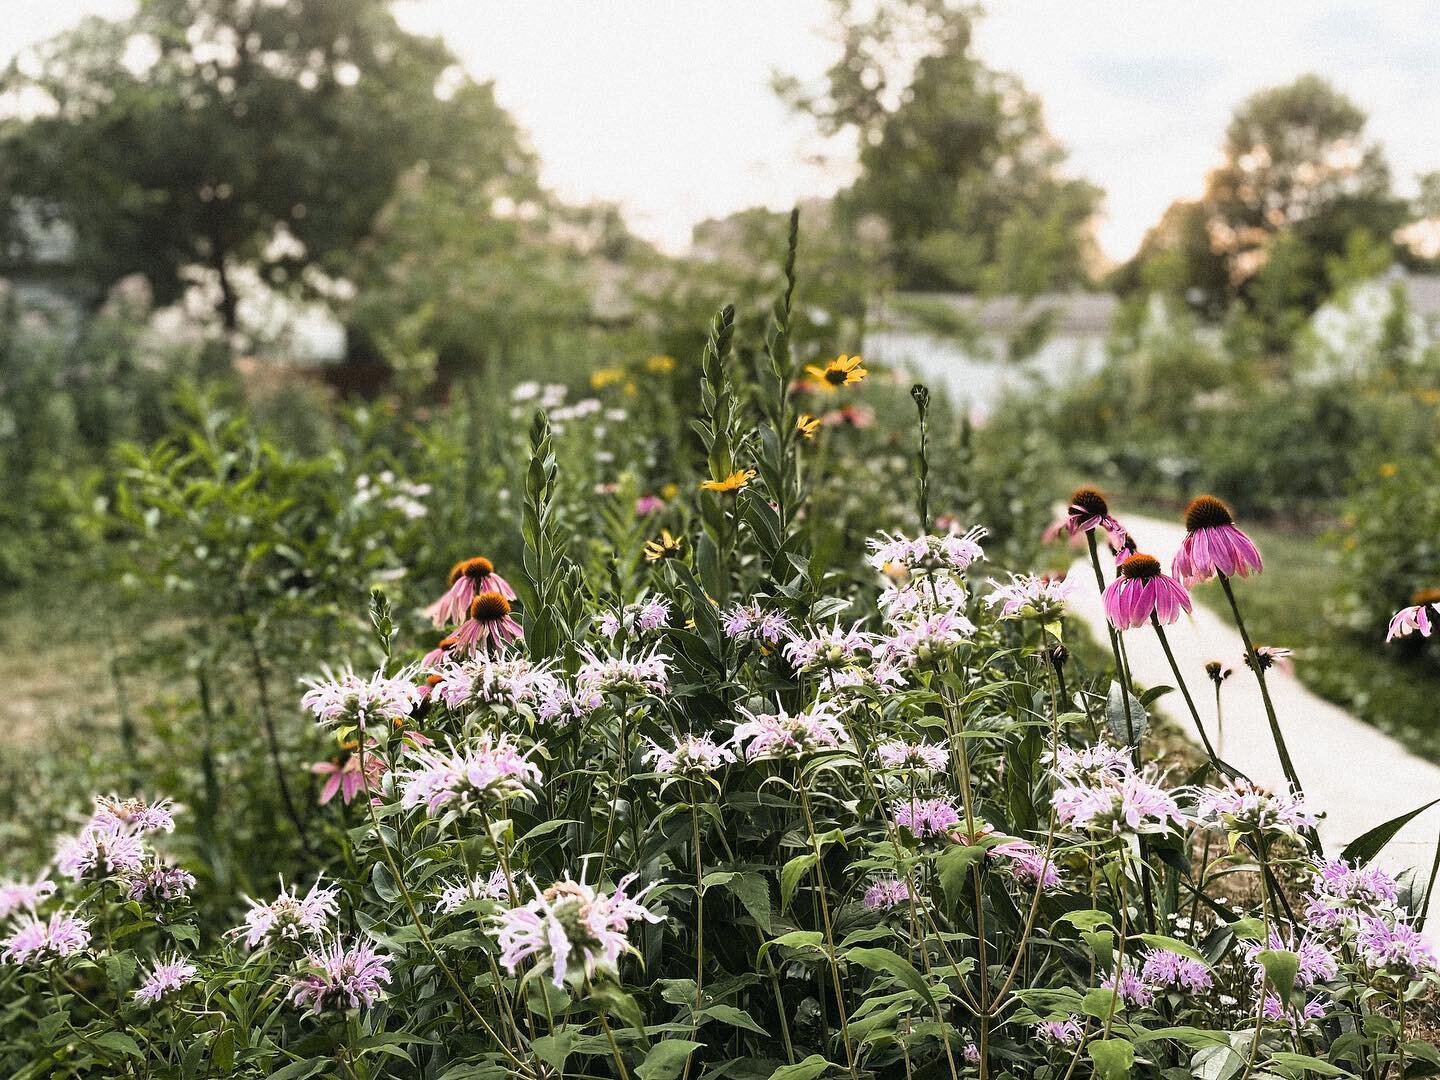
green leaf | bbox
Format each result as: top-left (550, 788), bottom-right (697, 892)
top-left (1341, 799), bottom-right (1440, 866)
top-left (1106, 682), bottom-right (1148, 746)
top-left (758, 930), bottom-right (824, 965)
top-left (1228, 916), bottom-right (1267, 941)
top-left (936, 843), bottom-right (989, 908)
top-left (1256, 949), bottom-right (1299, 1006)
top-left (1136, 934), bottom-right (1209, 965)
top-left (767, 1054), bottom-right (837, 1080)
top-left (1267, 1052), bottom-right (1355, 1077)
top-left (1082, 929), bottom-right (1114, 971)
top-left (1088, 1037), bottom-right (1135, 1080)
top-left (90, 1031), bottom-right (143, 1059)
top-left (586, 981), bottom-right (647, 1032)
top-left (708, 871), bottom-right (773, 935)
top-left (265, 1060), bottom-right (329, 1080)
top-left (211, 1028), bottom-right (236, 1073)
top-left (636, 1040), bottom-right (704, 1080)
top-left (780, 853), bottom-right (819, 912)
top-left (699, 1003), bottom-right (769, 1036)
top-left (1058, 908), bottom-right (1114, 932)
top-left (844, 947), bottom-right (936, 1009)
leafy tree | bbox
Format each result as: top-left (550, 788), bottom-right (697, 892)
top-left (0, 0), bottom-right (530, 332)
top-left (1126, 75), bottom-right (1405, 332)
top-left (777, 0), bottom-right (1100, 295)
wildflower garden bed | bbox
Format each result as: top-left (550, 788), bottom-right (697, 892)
top-left (2, 255), bottom-right (1438, 1078)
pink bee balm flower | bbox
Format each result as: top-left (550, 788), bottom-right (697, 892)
top-left (397, 733), bottom-right (542, 816)
top-left (125, 863), bottom-right (197, 907)
top-left (1386, 602), bottom-right (1435, 642)
top-left (1035, 1017), bottom-right (1084, 1046)
top-left (985, 573), bottom-right (1075, 618)
top-left (301, 669), bottom-right (422, 730)
top-left (875, 740), bottom-right (949, 771)
top-left (451, 591), bottom-right (525, 656)
top-left (287, 937), bottom-right (392, 1013)
top-left (231, 877), bottom-right (340, 949)
top-left (0, 876), bottom-right (57, 919)
top-left (55, 824), bottom-right (145, 882)
top-left (891, 796), bottom-right (963, 839)
top-left (425, 557), bottom-right (517, 628)
top-left (494, 874), bottom-right (662, 988)
top-left (88, 795), bottom-right (176, 835)
top-left (437, 869), bottom-right (513, 913)
top-left (634, 494), bottom-right (666, 516)
top-left (2, 910), bottom-right (90, 965)
top-left (1103, 554), bottom-right (1193, 630)
top-left (1141, 947), bottom-right (1213, 992)
top-left (134, 954), bottom-right (197, 1005)
top-left (1355, 915), bottom-right (1438, 979)
top-left (1172, 495), bottom-right (1264, 585)
top-left (863, 878), bottom-right (912, 910)
top-left (732, 703), bottom-right (850, 761)
top-left (1100, 970), bottom-right (1154, 1007)
top-left (644, 734), bottom-right (736, 776)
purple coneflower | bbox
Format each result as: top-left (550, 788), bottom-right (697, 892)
top-left (1172, 495), bottom-right (1263, 586)
top-left (1103, 554), bottom-right (1193, 630)
top-left (494, 874), bottom-right (662, 989)
top-left (452, 592), bottom-right (525, 656)
top-left (287, 937), bottom-right (392, 1014)
top-left (310, 741), bottom-right (387, 806)
top-left (134, 954), bottom-right (198, 1005)
top-left (231, 877), bottom-right (340, 950)
top-left (425, 557), bottom-right (516, 628)
top-left (397, 733), bottom-right (541, 817)
top-left (1055, 486), bottom-right (1127, 551)
top-left (1386, 601), bottom-right (1436, 642)
top-left (2, 910), bottom-right (90, 965)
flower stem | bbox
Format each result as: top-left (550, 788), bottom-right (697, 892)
top-left (798, 782), bottom-right (860, 1080)
top-left (1216, 573), bottom-right (1320, 854)
top-left (1149, 615), bottom-right (1222, 769)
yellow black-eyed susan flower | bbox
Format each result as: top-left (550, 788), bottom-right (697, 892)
top-left (644, 528), bottom-right (684, 562)
top-left (804, 354), bottom-right (867, 391)
top-left (796, 414), bottom-right (821, 439)
top-left (699, 468), bottom-right (755, 493)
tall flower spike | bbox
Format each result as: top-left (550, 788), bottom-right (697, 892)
top-left (1103, 554), bottom-right (1193, 630)
top-left (1172, 495), bottom-right (1263, 585)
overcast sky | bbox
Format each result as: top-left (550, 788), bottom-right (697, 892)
top-left (9, 1), bottom-right (1440, 261)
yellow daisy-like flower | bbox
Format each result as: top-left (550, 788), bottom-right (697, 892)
top-left (796, 414), bottom-right (821, 439)
top-left (700, 468), bottom-right (756, 493)
top-left (804, 354), bottom-right (867, 391)
top-left (590, 367), bottom-right (627, 390)
top-left (644, 528), bottom-right (684, 562)
top-left (660, 482), bottom-right (680, 500)
top-left (1378, 462), bottom-right (1398, 478)
top-left (644, 354), bottom-right (676, 374)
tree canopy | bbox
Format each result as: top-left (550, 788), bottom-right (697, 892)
top-left (0, 0), bottom-right (535, 330)
top-left (777, 0), bottom-right (1101, 295)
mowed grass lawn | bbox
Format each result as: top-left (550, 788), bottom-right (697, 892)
top-left (1185, 520), bottom-right (1440, 764)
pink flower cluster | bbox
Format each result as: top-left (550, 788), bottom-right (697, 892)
top-left (645, 735), bottom-right (736, 776)
top-left (1140, 947), bottom-right (1213, 992)
top-left (437, 869), bottom-right (513, 914)
top-left (732, 704), bottom-right (850, 761)
top-left (1194, 779), bottom-right (1317, 840)
top-left (986, 573), bottom-right (1075, 618)
top-left (598, 596), bottom-right (671, 639)
top-left (875, 740), bottom-right (948, 771)
top-left (135, 954), bottom-right (197, 1005)
top-left (432, 656), bottom-right (561, 711)
top-left (575, 647), bottom-right (671, 697)
top-left (863, 878), bottom-right (911, 910)
top-left (397, 734), bottom-right (542, 817)
top-left (231, 878), bottom-right (340, 950)
top-left (866, 527), bottom-right (987, 574)
top-left (891, 796), bottom-right (962, 839)
top-left (1053, 768), bottom-right (1186, 836)
top-left (721, 603), bottom-right (793, 646)
top-left (782, 624), bottom-right (874, 673)
top-left (287, 937), bottom-right (393, 1014)
top-left (495, 874), bottom-right (662, 988)
top-left (2, 910), bottom-right (90, 965)
top-left (1386, 602), bottom-right (1436, 642)
top-left (301, 669), bottom-right (422, 730)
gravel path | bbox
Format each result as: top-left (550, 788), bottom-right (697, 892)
top-left (1066, 512), bottom-right (1440, 910)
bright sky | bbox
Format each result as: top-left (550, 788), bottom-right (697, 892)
top-left (9, 1), bottom-right (1440, 262)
